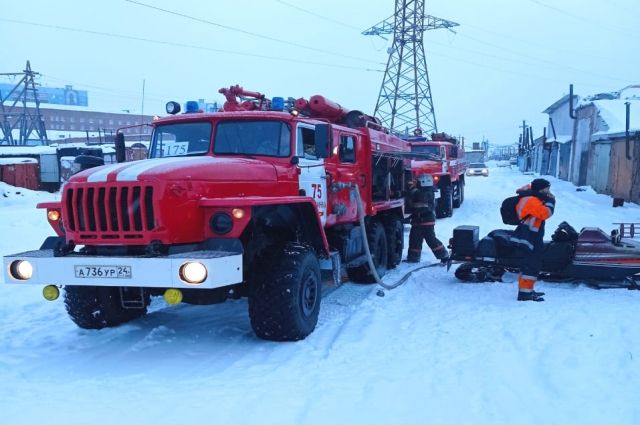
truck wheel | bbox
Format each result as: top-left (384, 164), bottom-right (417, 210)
top-left (436, 184), bottom-right (453, 218)
top-left (453, 181), bottom-right (464, 208)
top-left (347, 220), bottom-right (388, 283)
top-left (64, 286), bottom-right (150, 329)
top-left (384, 216), bottom-right (404, 269)
top-left (249, 243), bottom-right (321, 341)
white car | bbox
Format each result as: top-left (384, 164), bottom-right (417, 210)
top-left (467, 162), bottom-right (489, 177)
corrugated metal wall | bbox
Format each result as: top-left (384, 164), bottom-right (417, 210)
top-left (546, 143), bottom-right (559, 176)
top-left (572, 118), bottom-right (591, 186)
top-left (558, 142), bottom-right (571, 181)
top-left (589, 141), bottom-right (611, 193)
top-left (0, 163), bottom-right (40, 190)
top-left (608, 138), bottom-right (640, 202)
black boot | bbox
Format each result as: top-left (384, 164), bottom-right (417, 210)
top-left (517, 291), bottom-right (544, 302)
top-left (532, 290), bottom-right (545, 297)
top-left (405, 252), bottom-right (421, 263)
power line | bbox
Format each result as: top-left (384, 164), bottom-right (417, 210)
top-left (0, 18), bottom-right (383, 73)
top-left (274, 0), bottom-right (362, 30)
top-left (124, 0), bottom-right (381, 65)
top-left (527, 0), bottom-right (639, 38)
top-left (442, 33), bottom-right (634, 84)
top-left (459, 21), bottom-right (626, 65)
top-left (424, 47), bottom-right (616, 89)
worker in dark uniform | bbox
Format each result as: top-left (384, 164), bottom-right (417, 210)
top-left (509, 178), bottom-right (555, 302)
top-left (406, 174), bottom-right (449, 263)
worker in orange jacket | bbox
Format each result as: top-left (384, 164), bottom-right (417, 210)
top-left (509, 178), bottom-right (555, 301)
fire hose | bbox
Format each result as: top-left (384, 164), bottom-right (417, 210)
top-left (352, 184), bottom-right (440, 295)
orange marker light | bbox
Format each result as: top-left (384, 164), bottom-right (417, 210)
top-left (232, 208), bottom-right (245, 219)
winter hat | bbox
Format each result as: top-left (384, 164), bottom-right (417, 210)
top-left (531, 178), bottom-right (550, 192)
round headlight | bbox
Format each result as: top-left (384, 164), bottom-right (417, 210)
top-left (47, 210), bottom-right (61, 221)
top-left (210, 212), bottom-right (233, 235)
top-left (179, 262), bottom-right (207, 284)
top-left (166, 101), bottom-right (181, 115)
top-left (10, 260), bottom-right (33, 280)
top-left (231, 208), bottom-right (245, 219)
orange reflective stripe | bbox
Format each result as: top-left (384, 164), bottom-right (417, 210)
top-left (518, 276), bottom-right (536, 290)
top-left (518, 196), bottom-right (553, 221)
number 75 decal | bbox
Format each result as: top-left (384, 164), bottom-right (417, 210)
top-left (311, 183), bottom-right (323, 199)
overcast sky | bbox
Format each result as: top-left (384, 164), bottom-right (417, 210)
top-left (2, 0), bottom-right (638, 145)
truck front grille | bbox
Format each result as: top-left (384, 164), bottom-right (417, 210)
top-left (65, 185), bottom-right (155, 238)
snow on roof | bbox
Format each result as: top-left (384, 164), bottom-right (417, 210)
top-left (549, 134), bottom-right (572, 144)
top-left (0, 145), bottom-right (57, 155)
top-left (0, 142), bottom-right (129, 156)
top-left (0, 157), bottom-right (38, 165)
top-left (542, 94), bottom-right (579, 114)
top-left (590, 99), bottom-right (640, 136)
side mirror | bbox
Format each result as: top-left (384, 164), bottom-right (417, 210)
top-left (115, 132), bottom-right (126, 163)
top-left (314, 123), bottom-right (331, 159)
top-left (290, 156), bottom-right (300, 165)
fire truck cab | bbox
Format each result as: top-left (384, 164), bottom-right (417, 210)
top-left (407, 132), bottom-right (467, 218)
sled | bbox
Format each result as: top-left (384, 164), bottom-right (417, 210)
top-left (449, 222), bottom-right (640, 289)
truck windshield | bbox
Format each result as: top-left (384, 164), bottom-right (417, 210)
top-left (149, 122), bottom-right (212, 158)
top-left (214, 120), bottom-right (291, 157)
top-left (411, 145), bottom-right (441, 158)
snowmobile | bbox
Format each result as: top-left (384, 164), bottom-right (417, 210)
top-left (449, 222), bottom-right (640, 289)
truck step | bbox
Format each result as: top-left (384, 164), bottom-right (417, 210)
top-left (119, 287), bottom-right (146, 309)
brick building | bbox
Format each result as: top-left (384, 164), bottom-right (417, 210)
top-left (4, 105), bottom-right (155, 144)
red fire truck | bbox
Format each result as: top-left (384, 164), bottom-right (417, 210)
top-left (3, 85), bottom-right (411, 341)
top-left (407, 132), bottom-right (467, 218)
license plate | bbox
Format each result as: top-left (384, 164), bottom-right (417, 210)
top-left (74, 265), bottom-right (132, 279)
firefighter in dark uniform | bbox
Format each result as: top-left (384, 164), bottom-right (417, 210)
top-left (509, 178), bottom-right (555, 302)
top-left (406, 174), bottom-right (449, 263)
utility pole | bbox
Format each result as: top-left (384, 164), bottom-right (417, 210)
top-left (363, 0), bottom-right (458, 135)
top-left (519, 120), bottom-right (528, 152)
top-left (0, 61), bottom-right (49, 145)
top-left (141, 79), bottom-right (146, 127)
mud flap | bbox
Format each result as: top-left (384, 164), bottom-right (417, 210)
top-left (319, 250), bottom-right (342, 287)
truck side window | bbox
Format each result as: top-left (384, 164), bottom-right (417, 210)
top-left (450, 146), bottom-right (458, 158)
top-left (339, 135), bottom-right (356, 163)
top-left (297, 126), bottom-right (317, 159)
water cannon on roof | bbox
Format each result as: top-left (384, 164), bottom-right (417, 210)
top-left (294, 95), bottom-right (384, 130)
top-left (218, 85), bottom-right (269, 112)
top-left (215, 84), bottom-right (385, 130)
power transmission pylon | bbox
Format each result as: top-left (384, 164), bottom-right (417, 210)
top-left (363, 1), bottom-right (458, 135)
top-left (0, 61), bottom-right (49, 145)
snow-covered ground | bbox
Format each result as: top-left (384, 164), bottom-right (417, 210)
top-left (1, 166), bottom-right (639, 425)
